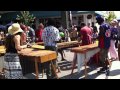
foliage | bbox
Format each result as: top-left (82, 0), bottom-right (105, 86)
top-left (16, 11), bottom-right (36, 26)
top-left (106, 11), bottom-right (116, 23)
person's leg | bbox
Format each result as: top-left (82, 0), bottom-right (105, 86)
top-left (98, 48), bottom-right (107, 73)
top-left (45, 46), bottom-right (58, 79)
top-left (50, 46), bottom-right (59, 78)
top-left (109, 40), bottom-right (118, 60)
top-left (118, 43), bottom-right (120, 60)
top-left (71, 53), bottom-right (77, 74)
top-left (44, 61), bottom-right (52, 79)
top-left (115, 40), bottom-right (118, 48)
top-left (58, 49), bottom-right (65, 61)
top-left (44, 46), bottom-right (53, 79)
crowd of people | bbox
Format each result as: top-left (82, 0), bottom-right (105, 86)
top-left (1, 16), bottom-right (120, 79)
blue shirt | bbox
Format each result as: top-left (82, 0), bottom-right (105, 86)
top-left (98, 23), bottom-right (111, 49)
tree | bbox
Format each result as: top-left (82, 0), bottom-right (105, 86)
top-left (106, 11), bottom-right (117, 23)
top-left (16, 11), bottom-right (36, 26)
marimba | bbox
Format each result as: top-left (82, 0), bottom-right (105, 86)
top-left (0, 45), bottom-right (58, 79)
top-left (37, 41), bottom-right (80, 49)
top-left (18, 48), bottom-right (57, 79)
top-left (71, 42), bottom-right (100, 79)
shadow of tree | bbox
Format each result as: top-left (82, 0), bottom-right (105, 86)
top-left (109, 69), bottom-right (120, 76)
top-left (60, 66), bottom-right (100, 79)
top-left (58, 60), bottom-right (77, 71)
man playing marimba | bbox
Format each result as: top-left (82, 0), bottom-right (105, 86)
top-left (42, 19), bottom-right (61, 79)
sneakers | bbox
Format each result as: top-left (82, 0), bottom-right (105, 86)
top-left (97, 67), bottom-right (109, 73)
top-left (106, 69), bottom-right (110, 76)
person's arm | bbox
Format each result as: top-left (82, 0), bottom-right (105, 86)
top-left (14, 35), bottom-right (27, 51)
top-left (96, 26), bottom-right (103, 39)
top-left (54, 28), bottom-right (61, 43)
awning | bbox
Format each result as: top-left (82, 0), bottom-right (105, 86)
top-left (95, 11), bottom-right (108, 18)
top-left (77, 11), bottom-right (95, 14)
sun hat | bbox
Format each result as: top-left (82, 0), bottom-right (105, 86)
top-left (8, 23), bottom-right (23, 35)
top-left (112, 19), bottom-right (118, 23)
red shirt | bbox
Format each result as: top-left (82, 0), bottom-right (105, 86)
top-left (99, 36), bottom-right (104, 48)
top-left (80, 26), bottom-right (92, 45)
top-left (35, 29), bottom-right (43, 42)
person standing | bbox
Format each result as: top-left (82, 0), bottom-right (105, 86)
top-left (4, 23), bottom-right (28, 79)
top-left (27, 26), bottom-right (35, 43)
top-left (80, 23), bottom-right (92, 45)
top-left (96, 16), bottom-right (111, 73)
top-left (108, 20), bottom-right (118, 61)
top-left (91, 22), bottom-right (98, 43)
top-left (91, 22), bottom-right (98, 34)
top-left (42, 19), bottom-right (61, 79)
top-left (71, 23), bottom-right (92, 73)
top-left (35, 23), bottom-right (44, 42)
top-left (20, 24), bottom-right (28, 44)
top-left (117, 21), bottom-right (120, 60)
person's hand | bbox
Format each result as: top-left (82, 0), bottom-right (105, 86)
top-left (27, 43), bottom-right (32, 48)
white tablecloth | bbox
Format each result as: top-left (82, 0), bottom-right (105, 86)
top-left (77, 48), bottom-right (100, 72)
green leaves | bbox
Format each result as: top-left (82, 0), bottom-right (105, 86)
top-left (16, 11), bottom-right (36, 26)
top-left (106, 11), bottom-right (116, 23)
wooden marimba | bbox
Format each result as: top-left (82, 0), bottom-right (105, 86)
top-left (71, 42), bottom-right (100, 79)
top-left (37, 41), bottom-right (80, 49)
top-left (18, 48), bottom-right (58, 79)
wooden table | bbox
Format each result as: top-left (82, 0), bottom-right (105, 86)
top-left (18, 48), bottom-right (57, 79)
top-left (71, 43), bottom-right (100, 79)
top-left (37, 41), bottom-right (80, 49)
top-left (0, 45), bottom-right (58, 79)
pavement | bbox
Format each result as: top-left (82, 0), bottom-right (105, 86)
top-left (0, 50), bottom-right (120, 79)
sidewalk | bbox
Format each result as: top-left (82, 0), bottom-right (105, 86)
top-left (1, 50), bottom-right (120, 79)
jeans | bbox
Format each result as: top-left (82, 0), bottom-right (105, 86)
top-left (99, 48), bottom-right (109, 68)
top-left (44, 46), bottom-right (57, 79)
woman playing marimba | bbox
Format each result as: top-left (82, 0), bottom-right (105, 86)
top-left (4, 23), bottom-right (29, 79)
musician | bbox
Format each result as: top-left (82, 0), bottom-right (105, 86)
top-left (42, 19), bottom-right (61, 79)
top-left (4, 23), bottom-right (29, 79)
top-left (96, 16), bottom-right (111, 73)
top-left (72, 23), bottom-right (92, 73)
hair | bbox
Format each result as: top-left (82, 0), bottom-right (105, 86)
top-left (80, 22), bottom-right (86, 27)
top-left (87, 23), bottom-right (91, 26)
top-left (96, 16), bottom-right (104, 25)
top-left (13, 20), bottom-right (22, 24)
top-left (55, 21), bottom-right (61, 28)
top-left (20, 24), bottom-right (27, 31)
top-left (14, 32), bottom-right (23, 36)
top-left (38, 23), bottom-right (44, 29)
top-left (47, 18), bottom-right (56, 26)
top-left (5, 32), bottom-right (22, 52)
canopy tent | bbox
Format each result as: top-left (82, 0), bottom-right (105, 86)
top-left (95, 11), bottom-right (109, 18)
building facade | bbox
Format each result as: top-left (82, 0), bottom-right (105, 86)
top-left (0, 11), bottom-right (109, 28)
